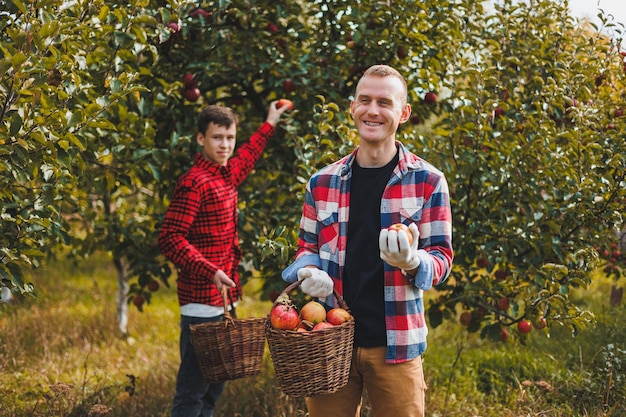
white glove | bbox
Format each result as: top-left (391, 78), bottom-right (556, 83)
top-left (297, 268), bottom-right (334, 298)
top-left (379, 223), bottom-right (421, 272)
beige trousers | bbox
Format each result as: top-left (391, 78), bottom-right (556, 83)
top-left (306, 346), bottom-right (426, 417)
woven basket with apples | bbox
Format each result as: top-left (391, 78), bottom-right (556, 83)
top-left (265, 279), bottom-right (355, 397)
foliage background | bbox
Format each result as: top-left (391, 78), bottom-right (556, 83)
top-left (1, 0), bottom-right (626, 413)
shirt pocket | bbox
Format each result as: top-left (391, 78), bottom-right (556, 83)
top-left (399, 201), bottom-right (423, 224)
top-left (318, 209), bottom-right (339, 255)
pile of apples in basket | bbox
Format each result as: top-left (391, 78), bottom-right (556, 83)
top-left (270, 294), bottom-right (353, 332)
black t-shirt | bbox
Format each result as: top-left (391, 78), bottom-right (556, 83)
top-left (343, 151), bottom-right (399, 347)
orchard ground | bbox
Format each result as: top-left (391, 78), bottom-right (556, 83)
top-left (0, 252), bottom-right (624, 417)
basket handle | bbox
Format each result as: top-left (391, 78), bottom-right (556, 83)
top-left (272, 278), bottom-right (351, 313)
top-left (220, 286), bottom-right (236, 327)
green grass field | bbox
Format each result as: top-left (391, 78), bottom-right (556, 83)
top-left (1, 252), bottom-right (624, 416)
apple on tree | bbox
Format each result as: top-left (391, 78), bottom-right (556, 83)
top-left (184, 87), bottom-right (201, 102)
top-left (517, 320), bottom-right (532, 334)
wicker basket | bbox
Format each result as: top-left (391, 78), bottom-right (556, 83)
top-left (190, 287), bottom-right (265, 383)
top-left (265, 279), bottom-right (355, 397)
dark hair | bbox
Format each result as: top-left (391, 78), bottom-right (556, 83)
top-left (197, 105), bottom-right (239, 134)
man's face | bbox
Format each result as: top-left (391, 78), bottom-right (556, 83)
top-left (350, 75), bottom-right (411, 145)
top-left (197, 122), bottom-right (237, 166)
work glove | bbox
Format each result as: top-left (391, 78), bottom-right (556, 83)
top-left (297, 267), bottom-right (334, 298)
top-left (379, 223), bottom-right (421, 272)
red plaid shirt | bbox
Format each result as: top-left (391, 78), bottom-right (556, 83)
top-left (158, 122), bottom-right (275, 307)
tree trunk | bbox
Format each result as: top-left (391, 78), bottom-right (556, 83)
top-left (114, 257), bottom-right (130, 335)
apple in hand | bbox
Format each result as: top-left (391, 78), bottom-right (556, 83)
top-left (276, 99), bottom-right (294, 111)
top-left (388, 223), bottom-right (413, 245)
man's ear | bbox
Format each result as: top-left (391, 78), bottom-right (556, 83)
top-left (399, 103), bottom-right (412, 124)
top-left (196, 132), bottom-right (205, 146)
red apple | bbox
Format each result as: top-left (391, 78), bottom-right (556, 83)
top-left (183, 73), bottom-right (197, 88)
top-left (388, 223), bottom-right (413, 245)
top-left (459, 311), bottom-right (472, 326)
top-left (494, 269), bottom-right (508, 281)
top-left (282, 80), bottom-right (295, 92)
top-left (326, 308), bottom-right (352, 325)
top-left (495, 297), bottom-right (510, 311)
top-left (190, 8), bottom-right (212, 23)
top-left (270, 303), bottom-right (300, 330)
top-left (410, 115), bottom-right (422, 125)
top-left (184, 87), bottom-right (201, 102)
top-left (517, 320), bottom-right (532, 334)
top-left (167, 22), bottom-right (180, 34)
top-left (494, 107), bottom-right (505, 118)
top-left (276, 98), bottom-right (294, 111)
top-left (300, 301), bottom-right (326, 325)
top-left (533, 316), bottom-right (547, 330)
top-left (500, 327), bottom-right (509, 341)
top-left (615, 109), bottom-right (623, 117)
top-left (132, 294), bottom-right (145, 308)
top-left (477, 257), bottom-right (489, 268)
top-left (313, 321), bottom-right (334, 331)
top-left (266, 23), bottom-right (279, 34)
top-left (147, 280), bottom-right (160, 292)
top-left (424, 91), bottom-right (437, 105)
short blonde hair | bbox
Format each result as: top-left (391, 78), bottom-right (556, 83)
top-left (359, 65), bottom-right (408, 101)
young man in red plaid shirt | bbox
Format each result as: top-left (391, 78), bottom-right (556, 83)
top-left (282, 65), bottom-right (454, 417)
top-left (159, 101), bottom-right (290, 417)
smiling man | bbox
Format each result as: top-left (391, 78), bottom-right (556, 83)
top-left (281, 64), bottom-right (454, 417)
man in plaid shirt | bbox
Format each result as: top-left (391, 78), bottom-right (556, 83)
top-left (282, 65), bottom-right (453, 417)
top-left (159, 101), bottom-right (290, 417)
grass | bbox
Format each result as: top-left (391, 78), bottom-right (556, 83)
top-left (1, 252), bottom-right (625, 416)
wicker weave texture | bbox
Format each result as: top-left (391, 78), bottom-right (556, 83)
top-left (264, 279), bottom-right (355, 397)
top-left (265, 318), bottom-right (354, 397)
top-left (190, 317), bottom-right (266, 383)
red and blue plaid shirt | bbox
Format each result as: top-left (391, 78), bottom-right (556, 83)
top-left (159, 122), bottom-right (275, 307)
top-left (282, 142), bottom-right (453, 363)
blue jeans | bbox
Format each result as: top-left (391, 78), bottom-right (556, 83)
top-left (171, 315), bottom-right (226, 417)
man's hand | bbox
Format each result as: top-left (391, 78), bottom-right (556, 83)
top-left (297, 267), bottom-right (334, 298)
top-left (379, 223), bottom-right (421, 272)
top-left (212, 269), bottom-right (236, 292)
top-left (265, 99), bottom-right (291, 126)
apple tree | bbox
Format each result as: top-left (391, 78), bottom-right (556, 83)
top-left (409, 0), bottom-right (626, 340)
top-left (0, 0), bottom-right (176, 334)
